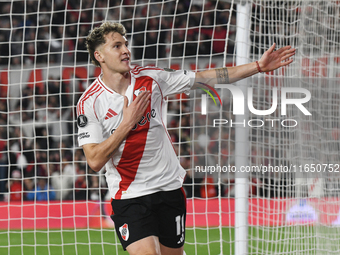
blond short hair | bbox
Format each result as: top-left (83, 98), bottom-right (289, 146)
top-left (85, 22), bottom-right (126, 67)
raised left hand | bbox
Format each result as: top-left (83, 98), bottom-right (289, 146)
top-left (258, 43), bottom-right (296, 73)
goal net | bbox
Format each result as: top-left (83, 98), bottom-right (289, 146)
top-left (0, 0), bottom-right (339, 254)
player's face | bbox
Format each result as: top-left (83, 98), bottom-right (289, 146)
top-left (97, 32), bottom-right (131, 74)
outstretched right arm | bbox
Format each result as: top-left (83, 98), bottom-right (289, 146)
top-left (82, 91), bottom-right (150, 172)
top-left (193, 43), bottom-right (295, 88)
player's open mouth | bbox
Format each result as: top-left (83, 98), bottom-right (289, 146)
top-left (122, 58), bottom-right (129, 62)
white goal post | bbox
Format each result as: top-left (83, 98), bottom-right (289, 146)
top-left (1, 1), bottom-right (340, 255)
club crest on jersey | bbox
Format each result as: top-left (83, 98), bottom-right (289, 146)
top-left (77, 114), bottom-right (88, 128)
top-left (119, 223), bottom-right (129, 241)
top-left (134, 86), bottom-right (147, 96)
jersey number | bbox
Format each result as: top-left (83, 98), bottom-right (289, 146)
top-left (175, 214), bottom-right (185, 236)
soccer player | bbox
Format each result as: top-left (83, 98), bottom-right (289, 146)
top-left (76, 22), bottom-right (295, 255)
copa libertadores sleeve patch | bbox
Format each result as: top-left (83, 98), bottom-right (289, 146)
top-left (77, 114), bottom-right (88, 128)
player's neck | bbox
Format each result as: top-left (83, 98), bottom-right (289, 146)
top-left (102, 71), bottom-right (130, 95)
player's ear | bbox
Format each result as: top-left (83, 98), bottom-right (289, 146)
top-left (94, 50), bottom-right (104, 64)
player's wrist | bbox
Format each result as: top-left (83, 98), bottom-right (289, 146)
top-left (120, 118), bottom-right (136, 131)
top-left (255, 61), bottom-right (264, 73)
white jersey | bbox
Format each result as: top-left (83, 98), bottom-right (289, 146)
top-left (77, 65), bottom-right (195, 199)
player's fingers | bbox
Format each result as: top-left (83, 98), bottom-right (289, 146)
top-left (135, 92), bottom-right (150, 111)
top-left (141, 100), bottom-right (150, 112)
top-left (268, 43), bottom-right (276, 53)
top-left (280, 48), bottom-right (295, 57)
top-left (281, 52), bottom-right (295, 61)
top-left (281, 58), bottom-right (293, 67)
top-left (136, 100), bottom-right (149, 118)
top-left (276, 45), bottom-right (292, 55)
top-left (138, 91), bottom-right (151, 104)
top-left (133, 91), bottom-right (149, 104)
top-left (141, 94), bottom-right (151, 109)
top-left (123, 96), bottom-right (128, 110)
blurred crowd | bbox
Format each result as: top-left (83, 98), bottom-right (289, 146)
top-left (0, 0), bottom-right (236, 67)
top-left (0, 75), bottom-right (108, 202)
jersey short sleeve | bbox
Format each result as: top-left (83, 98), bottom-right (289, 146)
top-left (77, 95), bottom-right (104, 147)
top-left (156, 69), bottom-right (196, 97)
top-left (132, 66), bottom-right (196, 97)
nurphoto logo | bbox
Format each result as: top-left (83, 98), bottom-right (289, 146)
top-left (199, 83), bottom-right (312, 128)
